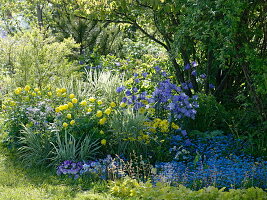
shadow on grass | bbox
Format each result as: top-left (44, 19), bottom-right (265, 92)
top-left (0, 144), bottom-right (112, 200)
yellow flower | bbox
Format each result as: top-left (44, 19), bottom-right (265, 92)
top-left (147, 108), bottom-right (155, 113)
top-left (56, 92), bottom-right (61, 97)
top-left (55, 107), bottom-right (60, 112)
top-left (63, 104), bottom-right (69, 110)
top-left (72, 98), bottom-right (78, 104)
top-left (120, 102), bottom-right (126, 107)
top-left (58, 105), bottom-right (65, 111)
top-left (56, 88), bottom-right (61, 93)
top-left (67, 102), bottom-right (73, 108)
top-left (110, 102), bottom-right (116, 107)
top-left (37, 91), bottom-right (41, 95)
top-left (69, 93), bottom-right (75, 99)
top-left (70, 120), bottom-right (75, 125)
top-left (14, 87), bottom-right (22, 95)
top-left (89, 97), bottom-right (96, 102)
top-left (97, 100), bottom-right (103, 105)
top-left (31, 92), bottom-right (37, 96)
top-left (139, 107), bottom-right (146, 114)
top-left (66, 114), bottom-right (72, 119)
top-left (101, 139), bottom-right (106, 145)
top-left (96, 110), bottom-right (103, 118)
top-left (47, 92), bottom-right (52, 96)
top-left (130, 189), bottom-right (137, 197)
top-left (142, 134), bottom-right (149, 140)
top-left (63, 122), bottom-right (68, 128)
top-left (100, 130), bottom-right (104, 134)
top-left (80, 100), bottom-right (87, 106)
top-left (61, 88), bottom-right (67, 93)
top-left (104, 108), bottom-right (112, 115)
top-left (34, 88), bottom-right (39, 92)
top-left (24, 85), bottom-right (31, 91)
top-left (87, 107), bottom-right (93, 112)
top-left (141, 100), bottom-right (148, 105)
top-left (171, 122), bottom-right (180, 130)
top-left (99, 117), bottom-right (107, 125)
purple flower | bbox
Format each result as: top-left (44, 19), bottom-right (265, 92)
top-left (133, 73), bottom-right (139, 77)
top-left (209, 84), bottom-right (215, 89)
top-left (114, 62), bottom-right (121, 66)
top-left (154, 66), bottom-right (161, 72)
top-left (191, 70), bottom-right (197, 76)
top-left (185, 139), bottom-right (192, 146)
top-left (131, 95), bottom-right (137, 101)
top-left (182, 83), bottom-right (188, 90)
top-left (191, 61), bottom-right (198, 67)
top-left (116, 86), bottom-right (125, 93)
top-left (125, 90), bottom-right (132, 96)
top-left (181, 130), bottom-right (187, 136)
top-left (142, 72), bottom-right (148, 78)
top-left (192, 95), bottom-right (198, 100)
top-left (132, 87), bottom-right (138, 93)
top-left (188, 82), bottom-right (193, 89)
top-left (121, 97), bottom-right (128, 103)
top-left (162, 71), bottom-right (167, 77)
top-left (200, 73), bottom-right (206, 79)
top-left (134, 79), bottom-right (140, 83)
top-left (184, 64), bottom-right (190, 70)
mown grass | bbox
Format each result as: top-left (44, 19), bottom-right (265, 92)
top-left (0, 145), bottom-right (121, 200)
top-left (0, 115), bottom-right (117, 200)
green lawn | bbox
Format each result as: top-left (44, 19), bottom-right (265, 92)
top-left (0, 146), bottom-right (118, 200)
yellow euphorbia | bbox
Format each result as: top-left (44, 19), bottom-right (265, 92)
top-left (72, 98), bottom-right (78, 104)
top-left (110, 102), bottom-right (116, 107)
top-left (96, 110), bottom-right (103, 117)
top-left (63, 122), bottom-right (68, 128)
top-left (120, 102), bottom-right (126, 107)
top-left (66, 114), bottom-right (72, 119)
top-left (69, 94), bottom-right (75, 99)
top-left (99, 117), bottom-right (107, 125)
top-left (70, 120), bottom-right (75, 125)
top-left (80, 100), bottom-right (87, 106)
top-left (104, 108), bottom-right (112, 115)
top-left (101, 139), bottom-right (106, 145)
top-left (89, 97), bottom-right (96, 102)
top-left (67, 102), bottom-right (73, 108)
top-left (24, 85), bottom-right (31, 91)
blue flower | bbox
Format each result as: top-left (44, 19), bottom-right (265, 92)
top-left (200, 73), bottom-right (206, 79)
top-left (184, 64), bottom-right (190, 70)
top-left (209, 84), bottom-right (215, 89)
top-left (191, 70), bottom-right (197, 76)
top-left (116, 86), bottom-right (126, 93)
top-left (132, 87), bottom-right (138, 93)
top-left (125, 90), bottom-right (132, 96)
top-left (142, 72), bottom-right (148, 78)
top-left (134, 79), bottom-right (140, 83)
top-left (154, 66), bottom-right (161, 72)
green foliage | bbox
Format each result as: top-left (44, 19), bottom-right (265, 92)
top-left (184, 94), bottom-right (228, 132)
top-left (109, 177), bottom-right (267, 200)
top-left (84, 70), bottom-right (125, 103)
top-left (108, 108), bottom-right (148, 156)
top-left (0, 28), bottom-right (80, 88)
top-left (18, 125), bottom-right (52, 167)
top-left (50, 130), bottom-right (100, 165)
top-left (50, 131), bottom-right (80, 164)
